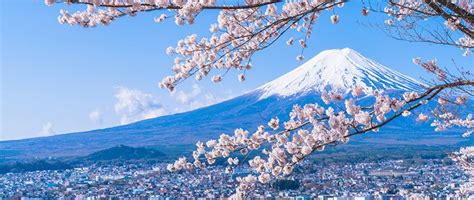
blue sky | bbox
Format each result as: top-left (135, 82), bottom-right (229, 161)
top-left (1, 0), bottom-right (471, 141)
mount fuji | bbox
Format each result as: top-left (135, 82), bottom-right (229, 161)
top-left (257, 48), bottom-right (425, 98)
top-left (0, 48), bottom-right (470, 162)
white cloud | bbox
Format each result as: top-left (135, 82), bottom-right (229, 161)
top-left (38, 122), bottom-right (55, 136)
top-left (109, 85), bottom-right (237, 125)
top-left (171, 84), bottom-right (234, 112)
top-left (114, 87), bottom-right (168, 125)
top-left (88, 110), bottom-right (103, 124)
top-left (173, 84), bottom-right (202, 105)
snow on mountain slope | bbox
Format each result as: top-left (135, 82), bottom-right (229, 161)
top-left (257, 48), bottom-right (426, 99)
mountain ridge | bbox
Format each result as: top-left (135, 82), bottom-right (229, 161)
top-left (0, 48), bottom-right (470, 162)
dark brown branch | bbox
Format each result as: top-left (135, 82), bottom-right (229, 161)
top-left (287, 79), bottom-right (474, 166)
top-left (424, 0), bottom-right (474, 38)
top-left (198, 80), bottom-right (474, 166)
top-left (437, 0), bottom-right (474, 26)
top-left (62, 0), bottom-right (282, 10)
top-left (171, 1), bottom-right (345, 86)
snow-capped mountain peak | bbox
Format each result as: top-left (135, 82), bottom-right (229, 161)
top-left (257, 48), bottom-right (425, 99)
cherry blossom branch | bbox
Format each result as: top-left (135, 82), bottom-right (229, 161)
top-left (423, 0), bottom-right (473, 38)
top-left (288, 80), bottom-right (473, 166)
top-left (369, 0), bottom-right (473, 55)
top-left (56, 0), bottom-right (282, 9)
top-left (167, 80), bottom-right (473, 197)
top-left (45, 0), bottom-right (472, 89)
top-left (159, 1), bottom-right (346, 91)
top-left (434, 0), bottom-right (474, 25)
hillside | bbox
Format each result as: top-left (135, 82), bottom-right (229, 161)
top-left (0, 48), bottom-right (471, 162)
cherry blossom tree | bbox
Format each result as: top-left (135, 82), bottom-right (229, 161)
top-left (366, 0), bottom-right (473, 55)
top-left (45, 0), bottom-right (473, 197)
